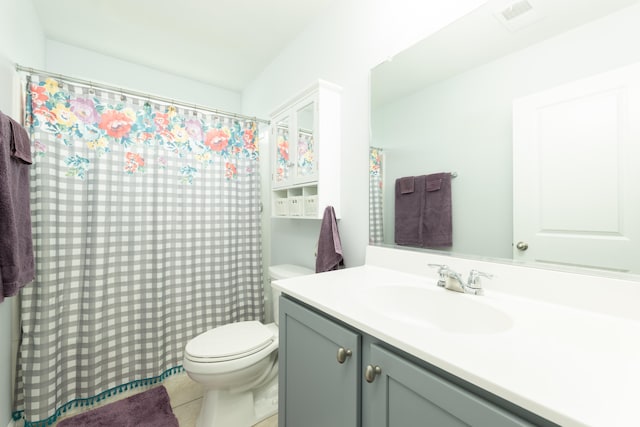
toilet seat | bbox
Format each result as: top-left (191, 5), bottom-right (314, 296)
top-left (185, 321), bottom-right (275, 363)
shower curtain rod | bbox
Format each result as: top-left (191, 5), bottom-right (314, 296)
top-left (15, 64), bottom-right (271, 125)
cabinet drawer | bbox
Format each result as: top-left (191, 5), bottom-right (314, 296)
top-left (288, 196), bottom-right (303, 216)
top-left (274, 198), bottom-right (288, 216)
top-left (303, 195), bottom-right (318, 217)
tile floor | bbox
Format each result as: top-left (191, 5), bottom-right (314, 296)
top-left (33, 372), bottom-right (277, 427)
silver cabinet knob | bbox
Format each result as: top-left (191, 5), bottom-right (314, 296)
top-left (364, 364), bottom-right (382, 383)
top-left (336, 347), bottom-right (352, 364)
top-left (516, 241), bottom-right (529, 251)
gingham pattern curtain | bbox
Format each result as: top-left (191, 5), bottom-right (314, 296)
top-left (369, 147), bottom-right (384, 244)
top-left (15, 74), bottom-right (263, 425)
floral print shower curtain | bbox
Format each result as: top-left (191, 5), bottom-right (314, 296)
top-left (14, 74), bottom-right (263, 426)
top-left (369, 147), bottom-right (384, 244)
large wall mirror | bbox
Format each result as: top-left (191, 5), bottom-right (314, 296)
top-left (370, 0), bottom-right (640, 276)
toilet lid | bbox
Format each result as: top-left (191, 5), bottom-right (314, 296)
top-left (185, 321), bottom-right (275, 362)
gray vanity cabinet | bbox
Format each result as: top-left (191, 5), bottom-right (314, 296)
top-left (278, 296), bottom-right (360, 427)
top-left (279, 296), bottom-right (552, 427)
top-left (364, 344), bottom-right (535, 427)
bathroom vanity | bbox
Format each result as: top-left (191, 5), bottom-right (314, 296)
top-left (273, 245), bottom-right (640, 427)
top-left (279, 297), bottom-right (549, 426)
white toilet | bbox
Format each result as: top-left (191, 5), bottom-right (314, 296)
top-left (183, 264), bottom-right (314, 427)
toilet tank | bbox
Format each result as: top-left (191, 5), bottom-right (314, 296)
top-left (269, 264), bottom-right (314, 325)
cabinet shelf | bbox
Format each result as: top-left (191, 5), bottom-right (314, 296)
top-left (272, 185), bottom-right (319, 218)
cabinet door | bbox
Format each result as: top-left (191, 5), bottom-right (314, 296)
top-left (272, 113), bottom-right (293, 188)
top-left (366, 344), bottom-right (534, 427)
top-left (279, 297), bottom-right (360, 427)
top-left (293, 98), bottom-right (318, 184)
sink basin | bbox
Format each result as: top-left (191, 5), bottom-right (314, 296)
top-left (359, 284), bottom-right (513, 334)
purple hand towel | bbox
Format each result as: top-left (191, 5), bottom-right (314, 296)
top-left (316, 206), bottom-right (344, 273)
top-left (394, 175), bottom-right (426, 246)
top-left (398, 176), bottom-right (414, 194)
top-left (0, 111), bottom-right (35, 302)
top-left (422, 172), bottom-right (452, 247)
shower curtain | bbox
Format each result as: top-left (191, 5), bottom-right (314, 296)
top-left (14, 74), bottom-right (263, 426)
top-left (369, 147), bottom-right (384, 244)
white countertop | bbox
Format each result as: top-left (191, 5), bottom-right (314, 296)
top-left (273, 262), bottom-right (640, 427)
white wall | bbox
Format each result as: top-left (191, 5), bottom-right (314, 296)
top-left (372, 3), bottom-right (640, 260)
top-left (243, 0), bottom-right (486, 270)
top-left (45, 40), bottom-right (242, 112)
top-left (0, 0), bottom-right (45, 423)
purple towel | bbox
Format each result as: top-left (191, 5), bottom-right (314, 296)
top-left (395, 173), bottom-right (452, 248)
top-left (394, 175), bottom-right (426, 246)
top-left (0, 111), bottom-right (35, 302)
top-left (423, 172), bottom-right (452, 247)
top-left (316, 206), bottom-right (344, 273)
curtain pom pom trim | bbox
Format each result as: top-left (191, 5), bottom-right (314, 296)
top-left (13, 365), bottom-right (184, 427)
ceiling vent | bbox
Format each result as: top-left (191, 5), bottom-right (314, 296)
top-left (493, 0), bottom-right (544, 32)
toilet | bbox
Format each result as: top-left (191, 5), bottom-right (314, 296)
top-left (183, 264), bottom-right (314, 427)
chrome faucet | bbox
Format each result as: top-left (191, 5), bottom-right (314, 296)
top-left (429, 264), bottom-right (492, 295)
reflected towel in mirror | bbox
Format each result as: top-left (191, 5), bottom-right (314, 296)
top-left (395, 172), bottom-right (452, 248)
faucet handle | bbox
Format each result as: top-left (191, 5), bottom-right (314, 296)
top-left (428, 264), bottom-right (449, 287)
top-left (467, 270), bottom-right (493, 287)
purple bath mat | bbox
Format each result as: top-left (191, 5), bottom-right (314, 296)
top-left (57, 385), bottom-right (179, 427)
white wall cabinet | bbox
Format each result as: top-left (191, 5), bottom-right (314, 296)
top-left (270, 80), bottom-right (341, 219)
